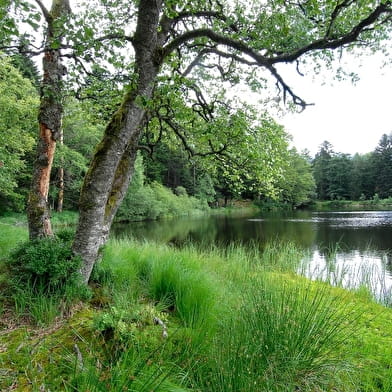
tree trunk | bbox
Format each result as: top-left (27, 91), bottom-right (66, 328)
top-left (57, 129), bottom-right (64, 212)
top-left (73, 0), bottom-right (163, 283)
top-left (27, 0), bottom-right (70, 239)
top-left (57, 167), bottom-right (64, 212)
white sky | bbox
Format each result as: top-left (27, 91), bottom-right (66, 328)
top-left (276, 56), bottom-right (392, 156)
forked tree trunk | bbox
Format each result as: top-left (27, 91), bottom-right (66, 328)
top-left (27, 0), bottom-right (70, 239)
top-left (73, 0), bottom-right (163, 283)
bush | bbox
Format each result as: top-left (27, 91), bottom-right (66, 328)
top-left (6, 236), bottom-right (82, 294)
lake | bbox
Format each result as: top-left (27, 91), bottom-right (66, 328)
top-left (112, 210), bottom-right (392, 300)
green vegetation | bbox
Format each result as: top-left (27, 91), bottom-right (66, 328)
top-left (313, 198), bottom-right (392, 211)
top-left (1, 221), bottom-right (392, 391)
top-left (117, 154), bottom-right (210, 222)
top-left (0, 55), bottom-right (38, 212)
top-left (312, 136), bottom-right (392, 202)
top-left (1, 1), bottom-right (392, 390)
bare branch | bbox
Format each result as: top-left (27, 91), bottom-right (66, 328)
top-left (267, 65), bottom-right (314, 110)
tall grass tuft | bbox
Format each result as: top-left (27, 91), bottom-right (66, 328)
top-left (101, 239), bottom-right (224, 331)
top-left (67, 343), bottom-right (190, 392)
top-left (193, 276), bottom-right (357, 392)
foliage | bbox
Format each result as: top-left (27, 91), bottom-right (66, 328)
top-left (0, 55), bottom-right (38, 211)
top-left (116, 154), bottom-right (209, 222)
top-left (10, 47), bottom-right (40, 88)
top-left (6, 235), bottom-right (82, 294)
top-left (373, 133), bottom-right (392, 198)
top-left (312, 135), bottom-right (392, 201)
top-left (49, 98), bottom-right (104, 210)
top-left (277, 148), bottom-right (316, 207)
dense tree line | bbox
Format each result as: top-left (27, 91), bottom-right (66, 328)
top-left (312, 135), bottom-right (392, 201)
top-left (0, 56), bottom-right (316, 215)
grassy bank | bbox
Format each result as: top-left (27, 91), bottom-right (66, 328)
top-left (1, 222), bottom-right (392, 391)
top-left (313, 199), bottom-right (392, 211)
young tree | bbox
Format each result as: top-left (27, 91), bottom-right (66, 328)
top-left (3, 0), bottom-right (392, 283)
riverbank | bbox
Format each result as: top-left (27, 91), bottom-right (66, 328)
top-left (0, 221), bottom-right (392, 391)
top-left (313, 199), bottom-right (392, 211)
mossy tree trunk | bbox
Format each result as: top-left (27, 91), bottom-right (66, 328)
top-left (72, 0), bottom-right (164, 283)
top-left (27, 0), bottom-right (70, 239)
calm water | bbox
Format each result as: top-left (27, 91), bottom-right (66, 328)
top-left (112, 210), bottom-right (392, 298)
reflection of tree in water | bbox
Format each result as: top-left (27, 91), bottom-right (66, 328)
top-left (112, 211), bottom-right (317, 250)
top-left (112, 216), bottom-right (218, 245)
top-left (315, 225), bottom-right (392, 255)
top-left (112, 212), bottom-right (392, 277)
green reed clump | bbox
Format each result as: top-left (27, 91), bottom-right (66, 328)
top-left (67, 342), bottom-right (190, 392)
top-left (100, 239), bottom-right (223, 331)
top-left (193, 276), bottom-right (356, 392)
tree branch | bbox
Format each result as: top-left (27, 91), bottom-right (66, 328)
top-left (326, 0), bottom-right (356, 38)
top-left (273, 1), bottom-right (391, 63)
top-left (165, 2), bottom-right (391, 65)
top-left (182, 47), bottom-right (257, 77)
top-left (267, 64), bottom-right (313, 109)
top-left (34, 0), bottom-right (51, 22)
top-left (163, 28), bottom-right (270, 66)
top-left (162, 117), bottom-right (228, 158)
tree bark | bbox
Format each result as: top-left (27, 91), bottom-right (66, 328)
top-left (73, 0), bottom-right (163, 283)
top-left (27, 0), bottom-right (70, 239)
top-left (57, 129), bottom-right (64, 212)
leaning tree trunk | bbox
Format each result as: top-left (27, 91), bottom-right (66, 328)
top-left (27, 0), bottom-right (70, 239)
top-left (72, 0), bottom-right (163, 283)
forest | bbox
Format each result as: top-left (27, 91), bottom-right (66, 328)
top-left (2, 52), bottom-right (392, 218)
top-left (1, 1), bottom-right (392, 391)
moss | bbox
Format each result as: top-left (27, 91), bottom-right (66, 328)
top-left (104, 152), bottom-right (134, 220)
top-left (0, 307), bottom-right (95, 390)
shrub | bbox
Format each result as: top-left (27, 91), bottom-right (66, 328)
top-left (6, 236), bottom-right (82, 294)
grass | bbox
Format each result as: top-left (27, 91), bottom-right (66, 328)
top-left (1, 220), bottom-right (392, 391)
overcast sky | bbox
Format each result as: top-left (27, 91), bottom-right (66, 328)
top-left (276, 56), bottom-right (392, 156)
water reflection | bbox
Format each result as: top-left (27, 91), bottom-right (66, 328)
top-left (112, 210), bottom-right (392, 300)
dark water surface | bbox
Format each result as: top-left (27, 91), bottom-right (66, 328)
top-left (112, 210), bottom-right (392, 296)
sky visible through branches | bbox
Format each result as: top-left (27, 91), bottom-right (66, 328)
top-left (36, 0), bottom-right (392, 156)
